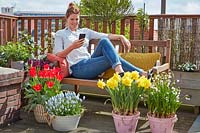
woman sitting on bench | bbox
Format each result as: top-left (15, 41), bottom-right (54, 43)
top-left (53, 2), bottom-right (149, 79)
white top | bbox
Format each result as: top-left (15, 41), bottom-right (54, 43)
top-left (53, 27), bottom-right (108, 74)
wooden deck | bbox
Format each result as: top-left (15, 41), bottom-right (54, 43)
top-left (0, 95), bottom-right (198, 133)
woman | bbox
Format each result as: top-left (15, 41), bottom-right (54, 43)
top-left (53, 2), bottom-right (148, 79)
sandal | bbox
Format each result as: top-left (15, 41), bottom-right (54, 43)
top-left (147, 69), bottom-right (154, 80)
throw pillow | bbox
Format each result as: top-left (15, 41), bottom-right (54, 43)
top-left (47, 53), bottom-right (69, 77)
top-left (102, 52), bottom-right (161, 79)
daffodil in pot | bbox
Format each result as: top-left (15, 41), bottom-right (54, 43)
top-left (45, 91), bottom-right (85, 131)
top-left (97, 71), bottom-right (151, 133)
top-left (146, 72), bottom-right (181, 133)
top-left (24, 64), bottom-right (63, 123)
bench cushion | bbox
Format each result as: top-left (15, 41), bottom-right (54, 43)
top-left (102, 52), bottom-right (161, 79)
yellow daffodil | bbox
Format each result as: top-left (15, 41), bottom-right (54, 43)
top-left (112, 73), bottom-right (121, 82)
top-left (131, 71), bottom-right (139, 80)
top-left (122, 77), bottom-right (133, 87)
top-left (137, 76), bottom-right (151, 89)
top-left (96, 71), bottom-right (152, 115)
top-left (123, 71), bottom-right (132, 78)
top-left (97, 79), bottom-right (106, 89)
top-left (106, 78), bottom-right (118, 89)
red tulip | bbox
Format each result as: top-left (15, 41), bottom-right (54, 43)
top-left (29, 67), bottom-right (37, 77)
top-left (46, 81), bottom-right (54, 88)
top-left (32, 84), bottom-right (42, 92)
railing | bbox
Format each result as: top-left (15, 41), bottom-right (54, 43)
top-left (0, 14), bottom-right (18, 45)
top-left (0, 14), bottom-right (156, 48)
top-left (1, 14), bottom-right (200, 70)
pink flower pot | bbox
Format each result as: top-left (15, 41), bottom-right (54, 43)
top-left (147, 113), bottom-right (178, 133)
top-left (112, 111), bottom-right (140, 133)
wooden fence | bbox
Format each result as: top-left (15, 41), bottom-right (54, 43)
top-left (1, 14), bottom-right (200, 70)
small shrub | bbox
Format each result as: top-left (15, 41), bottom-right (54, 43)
top-left (177, 62), bottom-right (197, 72)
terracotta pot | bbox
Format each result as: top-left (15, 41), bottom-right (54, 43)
top-left (147, 113), bottom-right (178, 133)
top-left (112, 111), bottom-right (140, 133)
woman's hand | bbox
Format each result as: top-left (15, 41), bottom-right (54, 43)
top-left (120, 35), bottom-right (131, 52)
top-left (108, 34), bottom-right (131, 52)
top-left (71, 39), bottom-right (85, 49)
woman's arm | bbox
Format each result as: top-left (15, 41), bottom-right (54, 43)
top-left (108, 34), bottom-right (131, 51)
top-left (108, 34), bottom-right (123, 40)
top-left (56, 44), bottom-right (73, 58)
top-left (56, 39), bottom-right (85, 58)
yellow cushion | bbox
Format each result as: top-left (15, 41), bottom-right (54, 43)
top-left (102, 52), bottom-right (161, 79)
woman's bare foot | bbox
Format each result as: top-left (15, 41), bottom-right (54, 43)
top-left (141, 71), bottom-right (148, 78)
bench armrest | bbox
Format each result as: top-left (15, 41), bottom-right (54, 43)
top-left (152, 63), bottom-right (170, 74)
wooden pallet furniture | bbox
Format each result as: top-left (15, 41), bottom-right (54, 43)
top-left (61, 39), bottom-right (171, 93)
top-left (173, 71), bottom-right (200, 114)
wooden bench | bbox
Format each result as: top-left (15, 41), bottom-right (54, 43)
top-left (61, 39), bottom-right (171, 93)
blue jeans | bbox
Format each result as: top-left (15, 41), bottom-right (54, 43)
top-left (71, 38), bottom-right (143, 79)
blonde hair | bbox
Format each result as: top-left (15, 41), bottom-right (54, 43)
top-left (65, 3), bottom-right (80, 18)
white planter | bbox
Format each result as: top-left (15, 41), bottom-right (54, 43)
top-left (48, 114), bottom-right (81, 131)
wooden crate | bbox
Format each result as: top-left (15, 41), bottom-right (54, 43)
top-left (173, 71), bottom-right (200, 114)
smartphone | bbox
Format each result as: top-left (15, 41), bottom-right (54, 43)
top-left (79, 34), bottom-right (86, 40)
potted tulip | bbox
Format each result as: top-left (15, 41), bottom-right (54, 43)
top-left (97, 71), bottom-right (151, 133)
top-left (146, 72), bottom-right (181, 133)
top-left (45, 91), bottom-right (85, 131)
top-left (24, 64), bottom-right (63, 123)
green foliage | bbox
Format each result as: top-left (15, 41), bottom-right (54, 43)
top-left (0, 32), bottom-right (35, 67)
top-left (115, 20), bottom-right (130, 39)
top-left (18, 31), bottom-right (48, 58)
top-left (2, 42), bottom-right (30, 61)
top-left (146, 72), bottom-right (181, 118)
top-left (0, 41), bottom-right (31, 67)
top-left (0, 31), bottom-right (49, 67)
top-left (135, 8), bottom-right (149, 39)
top-left (24, 86), bottom-right (50, 112)
top-left (0, 48), bottom-right (9, 67)
top-left (80, 0), bottom-right (133, 33)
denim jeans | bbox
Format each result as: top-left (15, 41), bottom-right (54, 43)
top-left (71, 38), bottom-right (143, 79)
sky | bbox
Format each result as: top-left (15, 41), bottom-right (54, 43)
top-left (0, 0), bottom-right (200, 14)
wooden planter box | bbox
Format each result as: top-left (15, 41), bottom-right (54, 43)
top-left (0, 67), bottom-right (24, 127)
top-left (173, 71), bottom-right (200, 114)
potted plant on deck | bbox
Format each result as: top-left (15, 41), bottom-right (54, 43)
top-left (0, 41), bottom-right (31, 69)
top-left (173, 62), bottom-right (200, 109)
top-left (0, 32), bottom-right (38, 69)
top-left (97, 71), bottom-right (151, 133)
top-left (24, 64), bottom-right (63, 123)
top-left (146, 72), bottom-right (181, 133)
top-left (45, 91), bottom-right (85, 131)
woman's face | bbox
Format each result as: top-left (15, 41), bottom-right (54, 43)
top-left (66, 13), bottom-right (80, 31)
